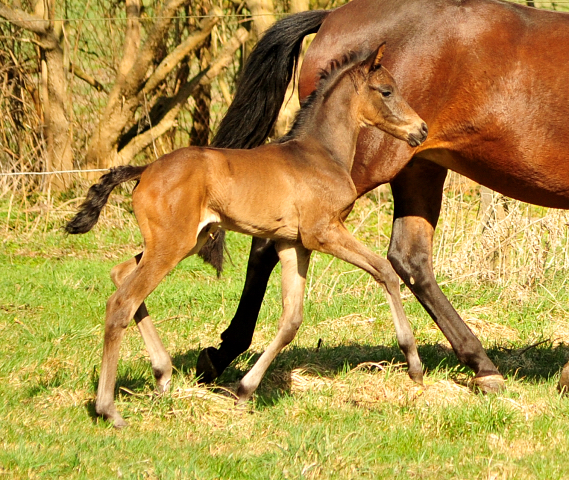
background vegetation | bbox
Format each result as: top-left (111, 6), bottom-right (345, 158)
top-left (2, 0), bottom-right (569, 478)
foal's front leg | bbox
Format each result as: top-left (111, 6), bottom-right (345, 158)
top-left (307, 221), bottom-right (423, 384)
top-left (237, 241), bottom-right (311, 403)
top-left (110, 255), bottom-right (172, 393)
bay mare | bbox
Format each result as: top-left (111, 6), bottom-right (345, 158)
top-left (66, 45), bottom-right (427, 427)
top-left (197, 0), bottom-right (569, 394)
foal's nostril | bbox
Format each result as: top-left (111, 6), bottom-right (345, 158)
top-left (407, 121), bottom-right (428, 147)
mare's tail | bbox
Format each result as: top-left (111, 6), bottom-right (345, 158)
top-left (199, 9), bottom-right (331, 271)
top-left (65, 165), bottom-right (147, 234)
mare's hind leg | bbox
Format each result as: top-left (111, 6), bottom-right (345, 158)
top-left (110, 254), bottom-right (172, 393)
top-left (306, 221), bottom-right (423, 384)
top-left (237, 242), bottom-right (311, 403)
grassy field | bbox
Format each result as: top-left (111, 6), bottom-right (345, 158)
top-left (2, 185), bottom-right (569, 479)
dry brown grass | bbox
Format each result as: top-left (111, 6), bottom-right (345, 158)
top-left (435, 174), bottom-right (569, 286)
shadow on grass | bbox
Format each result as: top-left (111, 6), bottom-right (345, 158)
top-left (87, 339), bottom-right (569, 412)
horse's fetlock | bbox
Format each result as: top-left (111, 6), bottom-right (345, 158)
top-left (152, 355), bottom-right (172, 382)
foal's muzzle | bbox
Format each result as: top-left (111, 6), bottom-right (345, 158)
top-left (407, 122), bottom-right (428, 147)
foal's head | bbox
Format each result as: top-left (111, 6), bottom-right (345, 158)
top-left (355, 43), bottom-right (428, 147)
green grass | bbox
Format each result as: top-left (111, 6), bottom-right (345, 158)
top-left (2, 194), bottom-right (569, 479)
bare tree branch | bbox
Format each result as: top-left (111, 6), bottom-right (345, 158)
top-left (85, 0), bottom-right (193, 169)
top-left (69, 62), bottom-right (108, 93)
top-left (116, 27), bottom-right (249, 165)
top-left (0, 3), bottom-right (48, 35)
top-left (118, 0), bottom-right (141, 79)
top-left (246, 0), bottom-right (275, 37)
top-left (124, 0), bottom-right (191, 97)
top-left (142, 6), bottom-right (222, 96)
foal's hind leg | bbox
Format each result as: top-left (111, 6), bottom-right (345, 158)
top-left (237, 242), bottom-right (311, 403)
top-left (97, 248), bottom-right (188, 427)
top-left (110, 254), bottom-right (172, 393)
top-left (306, 221), bottom-right (423, 384)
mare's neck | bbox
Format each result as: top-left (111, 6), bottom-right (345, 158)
top-left (304, 78), bottom-right (361, 171)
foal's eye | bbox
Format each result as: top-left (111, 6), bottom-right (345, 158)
top-left (372, 85), bottom-right (393, 97)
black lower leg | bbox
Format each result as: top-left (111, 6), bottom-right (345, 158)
top-left (196, 237), bottom-right (279, 382)
top-left (388, 161), bottom-right (501, 381)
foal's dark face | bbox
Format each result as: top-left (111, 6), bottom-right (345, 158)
top-left (360, 63), bottom-right (428, 147)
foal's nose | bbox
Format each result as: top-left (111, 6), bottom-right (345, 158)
top-left (408, 121), bottom-right (428, 147)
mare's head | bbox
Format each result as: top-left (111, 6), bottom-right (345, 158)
top-left (355, 43), bottom-right (428, 147)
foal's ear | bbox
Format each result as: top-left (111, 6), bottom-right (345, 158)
top-left (365, 42), bottom-right (387, 71)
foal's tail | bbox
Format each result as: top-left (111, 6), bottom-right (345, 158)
top-left (65, 165), bottom-right (147, 235)
top-left (199, 9), bottom-right (331, 270)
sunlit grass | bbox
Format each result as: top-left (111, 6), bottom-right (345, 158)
top-left (1, 187), bottom-right (569, 478)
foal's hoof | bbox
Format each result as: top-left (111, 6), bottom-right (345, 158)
top-left (236, 382), bottom-right (254, 405)
top-left (471, 374), bottom-right (506, 394)
top-left (196, 347), bottom-right (219, 384)
top-left (155, 378), bottom-right (171, 395)
top-left (112, 416), bottom-right (128, 429)
top-left (96, 405), bottom-right (128, 429)
top-left (408, 369), bottom-right (424, 386)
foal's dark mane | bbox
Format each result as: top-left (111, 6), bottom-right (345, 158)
top-left (276, 50), bottom-right (368, 143)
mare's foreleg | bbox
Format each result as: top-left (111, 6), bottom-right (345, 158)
top-left (237, 242), bottom-right (311, 403)
top-left (307, 222), bottom-right (423, 384)
top-left (196, 237), bottom-right (279, 383)
top-left (110, 255), bottom-right (172, 393)
top-left (388, 160), bottom-right (504, 393)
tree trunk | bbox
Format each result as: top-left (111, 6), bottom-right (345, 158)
top-left (246, 0), bottom-right (275, 38)
top-left (190, 2), bottom-right (212, 147)
top-left (0, 0), bottom-right (74, 191)
top-left (42, 28), bottom-right (73, 190)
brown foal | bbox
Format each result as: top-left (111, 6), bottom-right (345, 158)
top-left (66, 44), bottom-right (428, 427)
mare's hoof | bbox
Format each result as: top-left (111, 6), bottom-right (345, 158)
top-left (408, 369), bottom-right (424, 386)
top-left (471, 374), bottom-right (505, 394)
top-left (196, 347), bottom-right (219, 384)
